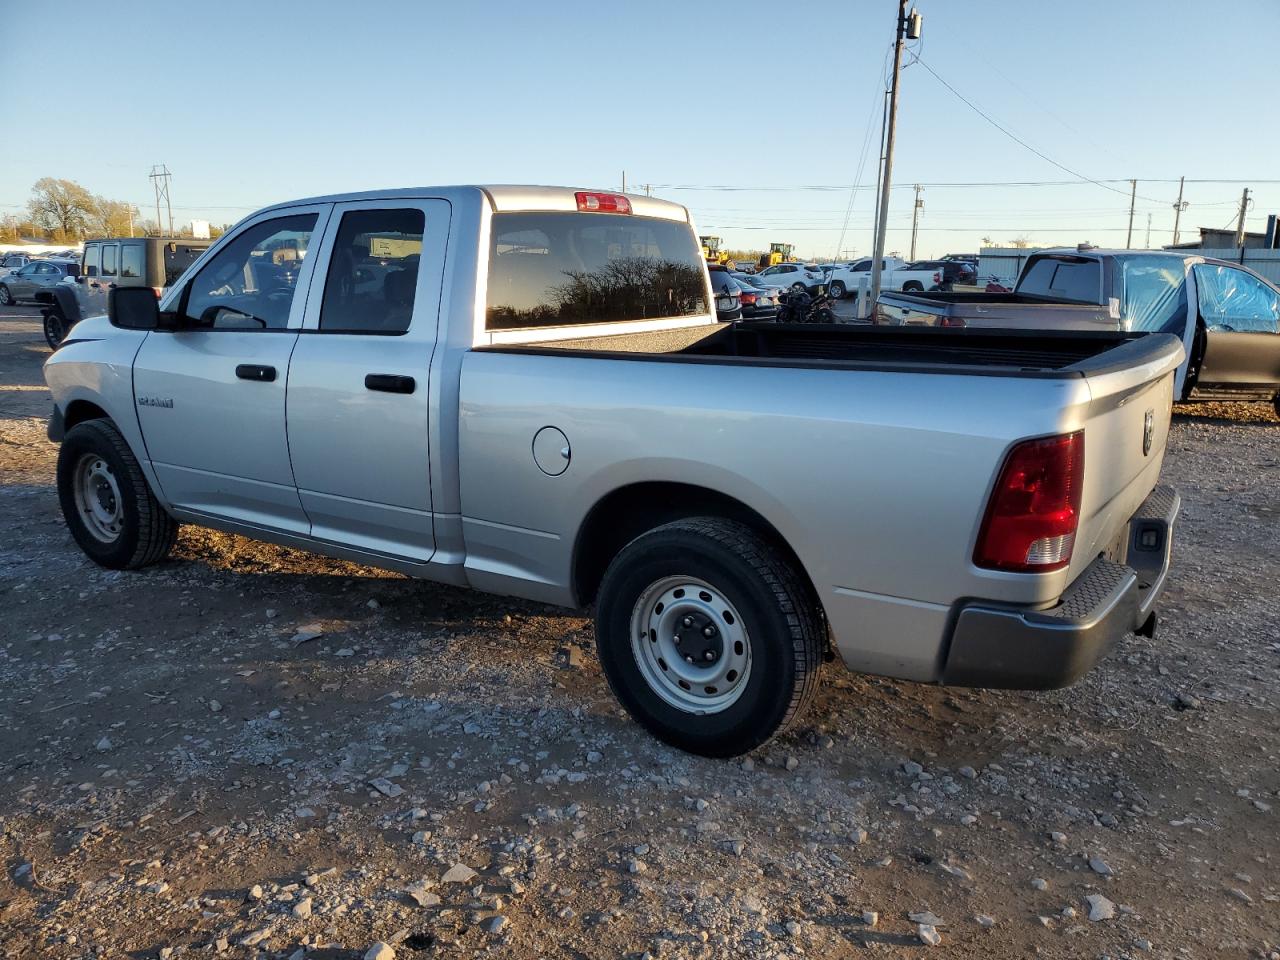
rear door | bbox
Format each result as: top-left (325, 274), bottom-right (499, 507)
top-left (1190, 262), bottom-right (1280, 399)
top-left (285, 199), bottom-right (449, 561)
top-left (117, 241), bottom-right (146, 288)
top-left (133, 206), bottom-right (328, 532)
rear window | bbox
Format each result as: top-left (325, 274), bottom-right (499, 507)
top-left (1016, 256), bottom-right (1100, 303)
top-left (485, 212), bottom-right (708, 331)
top-left (164, 243), bottom-right (208, 286)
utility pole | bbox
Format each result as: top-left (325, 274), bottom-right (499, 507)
top-left (621, 170), bottom-right (626, 193)
top-left (869, 2), bottom-right (920, 312)
top-left (149, 164), bottom-right (173, 237)
top-left (1171, 175), bottom-right (1187, 245)
top-left (909, 184), bottom-right (923, 260)
top-left (1145, 212), bottom-right (1152, 248)
top-left (127, 206), bottom-right (134, 238)
top-left (1125, 179), bottom-right (1137, 249)
top-left (1235, 187), bottom-right (1251, 247)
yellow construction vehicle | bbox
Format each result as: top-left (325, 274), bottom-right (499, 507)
top-left (700, 235), bottom-right (729, 265)
top-left (758, 242), bottom-right (794, 269)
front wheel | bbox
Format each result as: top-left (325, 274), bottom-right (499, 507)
top-left (57, 419), bottom-right (178, 569)
top-left (594, 518), bottom-right (823, 757)
top-left (0, 284), bottom-right (13, 306)
top-left (829, 280), bottom-right (846, 299)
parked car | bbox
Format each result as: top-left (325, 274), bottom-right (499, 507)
top-left (38, 236), bottom-right (212, 348)
top-left (707, 263), bottom-right (743, 321)
top-left (876, 248), bottom-right (1280, 414)
top-left (822, 256), bottom-right (943, 298)
top-left (0, 258), bottom-right (79, 306)
top-left (755, 261), bottom-right (825, 294)
top-left (731, 272), bottom-right (782, 319)
top-left (903, 258), bottom-right (976, 289)
top-left (0, 253), bottom-right (35, 277)
top-left (45, 185), bottom-right (1182, 757)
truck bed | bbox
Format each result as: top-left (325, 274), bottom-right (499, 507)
top-left (876, 290), bottom-right (1116, 330)
top-left (482, 321), bottom-right (1169, 377)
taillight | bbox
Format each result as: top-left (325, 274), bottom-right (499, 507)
top-left (975, 432), bottom-right (1084, 573)
top-left (575, 192), bottom-right (632, 214)
top-left (739, 292), bottom-right (758, 305)
top-left (940, 316), bottom-right (966, 328)
top-left (933, 271), bottom-right (941, 283)
top-left (152, 287), bottom-right (164, 299)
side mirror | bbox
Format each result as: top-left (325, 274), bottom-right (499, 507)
top-left (109, 286), bottom-right (162, 330)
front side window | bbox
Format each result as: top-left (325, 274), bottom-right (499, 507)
top-left (101, 244), bottom-right (118, 277)
top-left (1192, 263), bottom-right (1280, 334)
top-left (320, 207), bottom-right (425, 334)
top-left (183, 214), bottom-right (316, 330)
top-left (82, 244), bottom-right (100, 277)
top-left (485, 212), bottom-right (707, 330)
top-left (120, 244), bottom-right (143, 279)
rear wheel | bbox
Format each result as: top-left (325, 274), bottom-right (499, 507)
top-left (791, 282), bottom-right (806, 293)
top-left (0, 284), bottom-right (13, 306)
top-left (594, 518), bottom-right (823, 757)
top-left (903, 281), bottom-right (924, 292)
top-left (829, 280), bottom-right (846, 299)
top-left (43, 305), bottom-right (70, 348)
top-left (57, 419), bottom-right (178, 569)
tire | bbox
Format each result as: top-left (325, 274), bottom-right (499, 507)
top-left (57, 419), bottom-right (178, 569)
top-left (903, 281), bottom-right (923, 292)
top-left (594, 517), bottom-right (823, 757)
top-left (43, 306), bottom-right (70, 349)
top-left (815, 308), bottom-right (836, 323)
top-left (829, 280), bottom-right (846, 299)
top-left (791, 282), bottom-right (806, 293)
top-left (0, 284), bottom-right (13, 306)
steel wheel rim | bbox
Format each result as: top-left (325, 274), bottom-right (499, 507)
top-left (72, 454), bottom-right (123, 543)
top-left (630, 576), bottom-right (752, 714)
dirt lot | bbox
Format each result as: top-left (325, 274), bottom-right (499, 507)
top-left (1, 304), bottom-right (1277, 960)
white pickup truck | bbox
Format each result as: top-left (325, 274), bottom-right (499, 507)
top-left (822, 256), bottom-right (943, 299)
top-left (44, 186), bottom-right (1182, 757)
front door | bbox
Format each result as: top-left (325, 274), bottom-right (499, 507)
top-left (132, 206), bottom-right (329, 532)
top-left (1190, 262), bottom-right (1280, 398)
top-left (79, 243), bottom-right (109, 317)
top-left (285, 199), bottom-right (449, 562)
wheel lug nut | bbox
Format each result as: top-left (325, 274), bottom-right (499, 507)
top-left (682, 616), bottom-right (694, 628)
top-left (702, 626), bottom-right (715, 637)
top-left (673, 635), bottom-right (681, 644)
top-left (704, 650), bottom-right (716, 662)
top-left (685, 655), bottom-right (694, 664)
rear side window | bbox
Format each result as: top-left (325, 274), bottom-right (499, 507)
top-left (101, 244), bottom-right (118, 278)
top-left (120, 244), bottom-right (143, 279)
top-left (486, 213), bottom-right (707, 330)
top-left (1017, 256), bottom-right (1100, 302)
top-left (165, 244), bottom-right (207, 286)
top-left (320, 207), bottom-right (425, 334)
top-left (1120, 255), bottom-right (1188, 334)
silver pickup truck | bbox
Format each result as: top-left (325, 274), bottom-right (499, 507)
top-left (44, 187), bottom-right (1182, 757)
top-left (877, 247), bottom-right (1280, 414)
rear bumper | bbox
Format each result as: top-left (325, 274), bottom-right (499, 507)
top-left (941, 485), bottom-right (1179, 690)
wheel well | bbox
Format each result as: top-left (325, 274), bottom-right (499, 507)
top-left (572, 481), bottom-right (821, 612)
top-left (64, 399), bottom-right (110, 431)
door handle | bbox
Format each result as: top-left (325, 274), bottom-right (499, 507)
top-left (236, 364), bottom-right (277, 382)
top-left (364, 373), bottom-right (415, 394)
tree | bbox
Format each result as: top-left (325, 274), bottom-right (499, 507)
top-left (0, 216), bottom-right (19, 244)
top-left (28, 178), bottom-right (97, 238)
top-left (92, 197), bottom-right (141, 238)
top-left (1008, 235), bottom-right (1032, 249)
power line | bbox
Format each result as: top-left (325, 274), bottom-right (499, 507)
top-left (912, 56), bottom-right (1170, 205)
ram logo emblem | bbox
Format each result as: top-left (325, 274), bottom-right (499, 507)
top-left (137, 396), bottom-right (174, 409)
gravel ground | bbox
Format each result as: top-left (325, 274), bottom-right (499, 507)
top-left (1, 304), bottom-right (1278, 960)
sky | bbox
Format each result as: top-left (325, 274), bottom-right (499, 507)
top-left (2, 0), bottom-right (1277, 260)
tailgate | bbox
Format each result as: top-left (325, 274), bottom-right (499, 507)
top-left (1065, 333), bottom-right (1185, 583)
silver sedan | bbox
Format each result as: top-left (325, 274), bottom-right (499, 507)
top-left (0, 258), bottom-right (79, 305)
